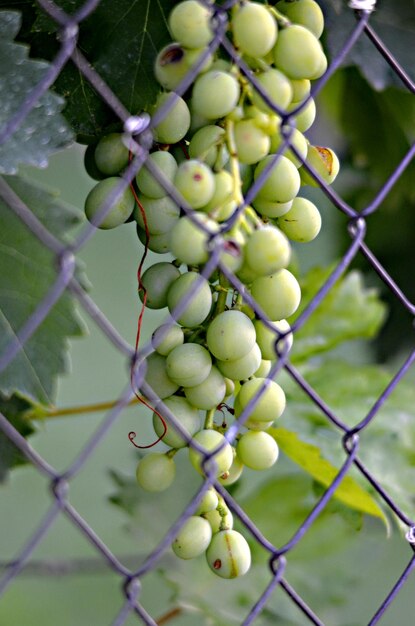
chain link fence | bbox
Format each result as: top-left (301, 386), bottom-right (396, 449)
top-left (0, 0), bottom-right (415, 624)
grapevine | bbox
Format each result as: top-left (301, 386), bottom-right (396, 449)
top-left (82, 0), bottom-right (339, 580)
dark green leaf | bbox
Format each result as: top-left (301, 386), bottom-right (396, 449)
top-left (0, 394), bottom-right (35, 482)
top-left (0, 174), bottom-right (86, 405)
top-left (0, 11), bottom-right (73, 174)
top-left (291, 267), bottom-right (387, 362)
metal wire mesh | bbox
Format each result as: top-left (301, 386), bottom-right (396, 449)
top-left (0, 0), bottom-right (415, 624)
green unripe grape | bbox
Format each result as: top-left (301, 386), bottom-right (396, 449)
top-left (234, 119), bottom-right (271, 165)
top-left (217, 343), bottom-right (262, 381)
top-left (224, 377), bottom-right (235, 398)
top-left (254, 359), bottom-right (272, 379)
top-left (235, 377), bottom-right (286, 423)
top-left (188, 125), bottom-right (226, 168)
top-left (83, 143), bottom-right (105, 181)
top-left (219, 232), bottom-right (245, 273)
top-left (206, 310), bottom-right (256, 361)
top-left (289, 98), bottom-right (316, 132)
top-left (169, 0), bottom-right (213, 49)
top-left (244, 416), bottom-right (274, 431)
top-left (278, 0), bottom-right (324, 39)
top-left (218, 454), bottom-right (244, 486)
top-left (167, 271), bottom-right (212, 328)
top-left (252, 197), bottom-right (293, 219)
top-left (136, 151), bottom-right (178, 199)
top-left (290, 78), bottom-right (311, 103)
top-left (310, 51), bottom-right (328, 79)
top-left (269, 127), bottom-right (308, 168)
top-left (273, 24), bottom-right (325, 80)
top-left (152, 92), bottom-right (191, 144)
top-left (136, 453), bottom-right (176, 492)
top-left (250, 69), bottom-right (293, 114)
top-left (245, 225), bottom-right (291, 276)
top-left (206, 530), bottom-right (251, 578)
top-left (134, 194), bottom-right (180, 235)
top-left (192, 71), bottom-right (240, 120)
top-left (154, 43), bottom-right (189, 91)
top-left (85, 177), bottom-right (135, 229)
top-left (174, 159), bottom-right (215, 208)
top-left (236, 259), bottom-right (259, 285)
top-left (172, 515), bottom-right (213, 560)
top-left (237, 431), bottom-right (279, 470)
top-left (189, 429), bottom-right (234, 477)
top-left (204, 506), bottom-right (233, 533)
top-left (278, 196), bottom-right (322, 242)
top-left (166, 342), bottom-right (212, 388)
top-left (251, 269), bottom-right (301, 320)
top-left (136, 226), bottom-right (171, 254)
top-left (254, 318), bottom-right (293, 360)
top-left (152, 395), bottom-right (200, 448)
top-left (184, 365), bottom-right (227, 410)
top-left (152, 323), bottom-right (184, 356)
top-left (232, 2), bottom-right (277, 58)
top-left (196, 488), bottom-right (219, 515)
top-left (215, 198), bottom-right (238, 222)
top-left (254, 155), bottom-right (301, 203)
top-left (201, 170), bottom-right (234, 213)
top-left (300, 145), bottom-right (340, 186)
top-left (170, 214), bottom-right (219, 265)
top-left (141, 352), bottom-right (179, 400)
top-left (139, 262), bottom-right (181, 309)
top-left (94, 133), bottom-right (130, 175)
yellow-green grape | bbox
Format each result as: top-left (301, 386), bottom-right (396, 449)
top-left (169, 0), bottom-right (213, 49)
top-left (245, 225), bottom-right (291, 276)
top-left (169, 213), bottom-right (219, 265)
top-left (278, 196), bottom-right (322, 242)
top-left (290, 78), bottom-right (311, 102)
top-left (196, 488), bottom-right (219, 515)
top-left (166, 342), bottom-right (212, 388)
top-left (269, 127), bottom-right (308, 168)
top-left (218, 454), bottom-right (244, 486)
top-left (254, 318), bottom-right (293, 360)
top-left (136, 453), bottom-right (176, 492)
top-left (94, 133), bottom-right (130, 175)
top-left (167, 271), bottom-right (213, 328)
top-left (278, 0), bottom-right (325, 39)
top-left (136, 150), bottom-right (178, 199)
top-left (204, 505), bottom-right (233, 533)
top-left (136, 226), bottom-right (171, 254)
top-left (273, 24), bottom-right (325, 80)
top-left (139, 262), bottom-right (181, 309)
top-left (134, 194), bottom-right (180, 235)
top-left (252, 197), bottom-right (293, 219)
top-left (300, 145), bottom-right (340, 186)
top-left (254, 155), bottom-right (301, 203)
top-left (152, 395), bottom-right (201, 449)
top-left (254, 359), bottom-right (272, 379)
top-left (244, 417), bottom-right (274, 431)
top-left (206, 530), bottom-right (251, 578)
top-left (174, 159), bottom-right (215, 208)
top-left (141, 352), bottom-right (179, 400)
top-left (188, 125), bottom-right (227, 168)
top-left (234, 119), bottom-right (271, 164)
top-left (250, 269), bottom-right (301, 320)
top-left (235, 377), bottom-right (286, 423)
top-left (184, 365), bottom-right (227, 410)
top-left (201, 170), bottom-right (234, 213)
top-left (172, 516), bottom-right (213, 560)
top-left (154, 43), bottom-right (189, 91)
top-left (152, 323), bottom-right (184, 356)
top-left (250, 69), bottom-right (293, 114)
top-left (288, 97), bottom-right (316, 132)
top-left (237, 431), bottom-right (279, 470)
top-left (192, 71), bottom-right (240, 119)
top-left (232, 2), bottom-right (278, 58)
top-left (84, 177), bottom-right (135, 229)
top-left (217, 343), bottom-right (262, 381)
top-left (189, 429), bottom-right (234, 477)
top-left (224, 377), bottom-right (235, 398)
top-left (152, 92), bottom-right (191, 144)
top-left (206, 310), bottom-right (257, 361)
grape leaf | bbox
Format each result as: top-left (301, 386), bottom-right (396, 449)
top-left (0, 11), bottom-right (73, 174)
top-left (269, 427), bottom-right (387, 523)
top-left (0, 174), bottom-right (86, 405)
top-left (290, 267), bottom-right (387, 362)
top-left (0, 394), bottom-right (35, 482)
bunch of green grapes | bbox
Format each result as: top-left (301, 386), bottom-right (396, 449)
top-left (83, 0), bottom-right (339, 579)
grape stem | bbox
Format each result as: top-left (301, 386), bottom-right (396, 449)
top-left (23, 397), bottom-right (143, 421)
top-left (204, 408), bottom-right (215, 430)
top-left (267, 6), bottom-right (291, 28)
top-left (156, 606), bottom-right (183, 625)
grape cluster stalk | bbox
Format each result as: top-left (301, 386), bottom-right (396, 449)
top-left (83, 0), bottom-right (339, 579)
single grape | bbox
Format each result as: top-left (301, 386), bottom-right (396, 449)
top-left (174, 159), bottom-right (215, 208)
top-left (206, 310), bottom-right (256, 361)
top-left (152, 323), bottom-right (184, 356)
top-left (167, 271), bottom-right (213, 328)
top-left (134, 194), bottom-right (180, 235)
top-left (278, 0), bottom-right (324, 39)
top-left (136, 150), bottom-right (178, 199)
top-left (83, 143), bottom-right (105, 181)
top-left (278, 196), bottom-right (322, 242)
top-left (234, 119), bottom-right (271, 165)
top-left (218, 454), bottom-right (244, 486)
top-left (245, 225), bottom-right (291, 276)
top-left (136, 225), bottom-right (171, 254)
top-left (251, 269), bottom-right (301, 320)
top-left (204, 504), bottom-right (233, 533)
top-left (169, 0), bottom-right (213, 49)
top-left (217, 343), bottom-right (262, 381)
top-left (196, 488), bottom-right (219, 515)
top-left (250, 69), bottom-right (293, 114)
top-left (244, 416), bottom-right (274, 431)
top-left (166, 342), bottom-right (212, 388)
top-left (170, 214), bottom-right (219, 266)
top-left (300, 144), bottom-right (340, 186)
top-left (273, 24), bottom-right (325, 80)
top-left (269, 127), bottom-right (308, 168)
top-left (188, 125), bottom-right (227, 168)
top-left (152, 395), bottom-right (201, 448)
top-left (172, 515), bottom-right (213, 560)
top-left (254, 318), bottom-right (293, 360)
top-left (154, 43), bottom-right (189, 91)
top-left (289, 78), bottom-right (311, 103)
top-left (252, 197), bottom-right (293, 219)
top-left (141, 352), bottom-right (179, 400)
top-left (224, 377), bottom-right (235, 398)
top-left (288, 98), bottom-right (316, 133)
top-left (206, 530), bottom-right (251, 578)
top-left (201, 170), bottom-right (234, 213)
top-left (152, 92), bottom-right (191, 144)
top-left (94, 133), bottom-right (130, 175)
top-left (254, 155), bottom-right (301, 203)
top-left (136, 453), bottom-right (176, 492)
top-left (85, 177), bottom-right (135, 229)
top-left (235, 377), bottom-right (286, 423)
top-left (254, 359), bottom-right (272, 379)
top-left (184, 365), bottom-right (227, 410)
top-left (139, 262), bottom-right (181, 309)
top-left (192, 71), bottom-right (240, 120)
top-left (189, 429), bottom-right (234, 477)
top-left (237, 431), bottom-right (279, 470)
top-left (232, 2), bottom-right (277, 58)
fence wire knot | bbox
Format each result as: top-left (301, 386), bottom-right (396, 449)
top-left (348, 0), bottom-right (377, 12)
